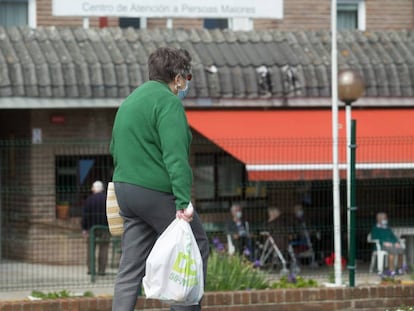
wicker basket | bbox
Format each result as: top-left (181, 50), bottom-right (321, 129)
top-left (106, 182), bottom-right (124, 236)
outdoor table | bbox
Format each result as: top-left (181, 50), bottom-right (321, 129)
top-left (393, 227), bottom-right (414, 268)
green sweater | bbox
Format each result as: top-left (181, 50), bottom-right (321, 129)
top-left (110, 80), bottom-right (192, 210)
top-left (370, 225), bottom-right (398, 246)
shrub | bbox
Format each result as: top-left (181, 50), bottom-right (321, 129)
top-left (206, 250), bottom-right (268, 291)
top-left (270, 275), bottom-right (318, 289)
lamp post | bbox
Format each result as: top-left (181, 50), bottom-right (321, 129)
top-left (330, 0), bottom-right (342, 286)
top-left (338, 68), bottom-right (365, 287)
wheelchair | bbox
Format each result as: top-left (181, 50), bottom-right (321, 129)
top-left (256, 231), bottom-right (299, 275)
top-left (256, 230), bottom-right (317, 275)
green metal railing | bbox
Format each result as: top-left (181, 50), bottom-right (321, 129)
top-left (89, 225), bottom-right (121, 283)
top-left (0, 138), bottom-right (413, 291)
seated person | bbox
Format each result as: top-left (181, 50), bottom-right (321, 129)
top-left (290, 204), bottom-right (311, 253)
top-left (225, 204), bottom-right (252, 258)
top-left (265, 206), bottom-right (295, 256)
top-left (370, 212), bottom-right (405, 275)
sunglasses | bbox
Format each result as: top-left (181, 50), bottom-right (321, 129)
top-left (180, 72), bottom-right (193, 81)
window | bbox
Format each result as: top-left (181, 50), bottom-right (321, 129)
top-left (337, 0), bottom-right (366, 31)
top-left (0, 0), bottom-right (28, 27)
top-left (204, 18), bottom-right (253, 31)
top-left (194, 153), bottom-right (244, 202)
top-left (217, 156), bottom-right (244, 197)
top-left (229, 18), bottom-right (253, 31)
top-left (119, 17), bottom-right (141, 29)
top-left (55, 155), bottom-right (113, 217)
top-left (338, 3), bottom-right (358, 30)
top-left (203, 18), bottom-right (228, 29)
top-left (194, 152), bottom-right (266, 211)
top-left (194, 154), bottom-right (215, 200)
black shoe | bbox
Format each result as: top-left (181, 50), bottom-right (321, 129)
top-left (98, 272), bottom-right (106, 276)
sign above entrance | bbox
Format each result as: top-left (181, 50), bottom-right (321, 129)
top-left (52, 0), bottom-right (283, 19)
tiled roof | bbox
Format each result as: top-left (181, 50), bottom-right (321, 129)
top-left (0, 26), bottom-right (413, 99)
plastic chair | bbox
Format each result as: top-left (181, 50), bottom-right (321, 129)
top-left (226, 221), bottom-right (252, 258)
top-left (227, 234), bottom-right (236, 255)
top-left (367, 233), bottom-right (388, 274)
top-left (367, 233), bottom-right (407, 274)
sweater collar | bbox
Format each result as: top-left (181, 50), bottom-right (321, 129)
top-left (151, 80), bottom-right (174, 94)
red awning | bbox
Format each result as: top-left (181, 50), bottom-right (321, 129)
top-left (186, 108), bottom-right (414, 181)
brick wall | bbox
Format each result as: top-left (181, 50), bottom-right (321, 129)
top-left (27, 109), bottom-right (115, 264)
top-left (255, 0), bottom-right (414, 30)
top-left (366, 0), bottom-right (414, 29)
top-left (37, 0), bottom-right (119, 27)
top-left (1, 109), bottom-right (116, 264)
top-left (36, 0), bottom-right (413, 30)
top-left (147, 18), bottom-right (204, 29)
top-left (1, 286), bottom-right (414, 311)
top-left (254, 0), bottom-right (331, 31)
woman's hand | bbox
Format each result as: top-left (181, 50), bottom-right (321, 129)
top-left (176, 202), bottom-right (194, 222)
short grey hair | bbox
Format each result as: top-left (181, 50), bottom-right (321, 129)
top-left (91, 180), bottom-right (104, 193)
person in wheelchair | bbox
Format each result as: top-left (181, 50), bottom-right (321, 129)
top-left (289, 204), bottom-right (319, 266)
top-left (290, 204), bottom-right (317, 253)
top-left (266, 206), bottom-right (294, 256)
top-left (256, 206), bottom-right (296, 274)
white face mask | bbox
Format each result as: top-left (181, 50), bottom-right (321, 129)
top-left (381, 219), bottom-right (388, 226)
top-left (235, 211), bottom-right (242, 219)
top-left (296, 210), bottom-right (304, 218)
top-left (177, 80), bottom-right (190, 99)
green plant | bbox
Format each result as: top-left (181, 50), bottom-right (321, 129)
top-left (270, 275), bottom-right (318, 289)
top-left (380, 275), bottom-right (401, 285)
top-left (324, 253), bottom-right (347, 283)
top-left (30, 290), bottom-right (94, 299)
top-left (83, 291), bottom-right (94, 297)
top-left (327, 269), bottom-right (335, 283)
top-left (205, 250), bottom-right (268, 291)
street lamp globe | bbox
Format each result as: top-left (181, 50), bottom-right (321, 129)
top-left (338, 68), bottom-right (365, 105)
top-left (338, 67), bottom-right (365, 288)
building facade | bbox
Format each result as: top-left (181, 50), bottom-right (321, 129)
top-left (1, 0), bottom-right (413, 30)
top-left (0, 0), bottom-right (414, 266)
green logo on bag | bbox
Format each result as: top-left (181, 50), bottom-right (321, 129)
top-left (172, 251), bottom-right (196, 276)
top-left (168, 251), bottom-right (199, 287)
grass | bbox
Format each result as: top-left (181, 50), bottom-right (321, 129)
top-left (30, 290), bottom-right (94, 299)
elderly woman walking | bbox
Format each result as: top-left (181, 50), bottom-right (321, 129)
top-left (110, 47), bottom-right (209, 311)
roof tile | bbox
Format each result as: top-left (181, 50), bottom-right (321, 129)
top-left (0, 27), bottom-right (413, 100)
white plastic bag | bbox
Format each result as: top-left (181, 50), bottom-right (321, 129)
top-left (142, 218), bottom-right (204, 305)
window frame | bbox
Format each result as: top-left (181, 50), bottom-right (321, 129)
top-left (194, 152), bottom-right (267, 212)
top-left (194, 152), bottom-right (246, 203)
top-left (55, 154), bottom-right (113, 218)
top-left (337, 0), bottom-right (366, 31)
top-left (119, 17), bottom-right (141, 29)
top-left (203, 17), bottom-right (253, 31)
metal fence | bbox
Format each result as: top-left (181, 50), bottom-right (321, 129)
top-left (1, 137), bottom-right (414, 291)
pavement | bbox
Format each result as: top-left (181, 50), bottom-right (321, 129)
top-left (0, 286), bottom-right (114, 301)
top-left (0, 260), bottom-right (412, 301)
top-left (0, 259), bottom-right (116, 301)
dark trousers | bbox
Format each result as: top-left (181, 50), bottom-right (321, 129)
top-left (112, 182), bottom-right (209, 311)
top-left (87, 229), bottom-right (110, 274)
